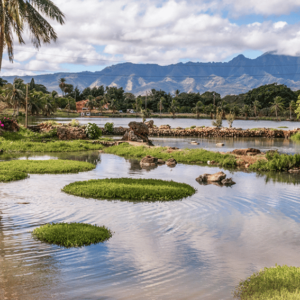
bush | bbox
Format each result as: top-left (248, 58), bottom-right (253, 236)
top-left (68, 119), bottom-right (80, 127)
top-left (32, 222), bottom-right (112, 247)
top-left (63, 178), bottom-right (196, 201)
top-left (104, 122), bottom-right (114, 133)
top-left (212, 113), bottom-right (222, 127)
top-left (226, 113), bottom-right (235, 128)
top-left (291, 132), bottom-right (300, 142)
top-left (85, 123), bottom-right (102, 139)
top-left (233, 265), bottom-right (300, 299)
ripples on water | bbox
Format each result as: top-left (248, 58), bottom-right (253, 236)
top-left (1, 152), bottom-right (300, 299)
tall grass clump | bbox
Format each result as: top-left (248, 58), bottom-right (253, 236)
top-left (104, 143), bottom-right (236, 168)
top-left (68, 119), bottom-right (80, 127)
top-left (249, 152), bottom-right (300, 172)
top-left (0, 171), bottom-right (28, 182)
top-left (0, 160), bottom-right (95, 174)
top-left (291, 132), bottom-right (300, 142)
top-left (233, 265), bottom-right (300, 299)
top-left (42, 120), bottom-right (58, 126)
top-left (63, 178), bottom-right (196, 201)
top-left (32, 223), bottom-right (112, 247)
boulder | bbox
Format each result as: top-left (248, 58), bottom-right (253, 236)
top-left (122, 121), bottom-right (150, 143)
top-left (196, 171), bottom-right (226, 183)
top-left (140, 155), bottom-right (158, 167)
top-left (191, 141), bottom-right (199, 145)
top-left (145, 120), bottom-right (154, 128)
top-left (232, 148), bottom-right (261, 156)
top-left (216, 143), bottom-right (224, 146)
top-left (221, 178), bottom-right (236, 185)
top-left (157, 159), bottom-right (165, 164)
top-left (57, 126), bottom-right (87, 140)
top-left (166, 158), bottom-right (177, 166)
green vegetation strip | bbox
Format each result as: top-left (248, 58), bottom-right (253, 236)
top-left (32, 223), bottom-right (112, 247)
top-left (291, 132), bottom-right (300, 142)
top-left (0, 160), bottom-right (95, 174)
top-left (63, 178), bottom-right (196, 201)
top-left (233, 265), bottom-right (300, 299)
top-left (104, 143), bottom-right (236, 167)
top-left (249, 152), bottom-right (300, 172)
top-left (0, 171), bottom-right (28, 182)
top-left (0, 127), bottom-right (106, 152)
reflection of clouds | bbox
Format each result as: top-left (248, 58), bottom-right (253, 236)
top-left (2, 153), bottom-right (300, 299)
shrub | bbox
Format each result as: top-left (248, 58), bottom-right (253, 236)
top-left (291, 132), bottom-right (300, 142)
top-left (233, 265), bottom-right (300, 299)
top-left (85, 123), bottom-right (102, 139)
top-left (226, 113), bottom-right (235, 128)
top-left (0, 160), bottom-right (95, 174)
top-left (32, 222), bottom-right (112, 247)
top-left (69, 119), bottom-right (80, 127)
top-left (104, 122), bottom-right (114, 133)
top-left (63, 178), bottom-right (196, 201)
top-left (212, 113), bottom-right (222, 127)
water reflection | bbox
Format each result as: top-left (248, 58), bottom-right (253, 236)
top-left (1, 153), bottom-right (300, 299)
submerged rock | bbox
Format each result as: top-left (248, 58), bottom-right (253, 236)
top-left (232, 148), bottom-right (261, 156)
top-left (216, 143), bottom-right (224, 146)
top-left (166, 158), bottom-right (177, 167)
top-left (140, 155), bottom-right (158, 167)
top-left (221, 178), bottom-right (236, 185)
top-left (196, 171), bottom-right (226, 183)
top-left (157, 159), bottom-right (165, 164)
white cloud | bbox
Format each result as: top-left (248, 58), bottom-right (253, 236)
top-left (2, 0), bottom-right (300, 75)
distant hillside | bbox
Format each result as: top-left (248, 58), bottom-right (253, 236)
top-left (3, 52), bottom-right (300, 97)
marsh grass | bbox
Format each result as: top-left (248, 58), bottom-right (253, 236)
top-left (278, 126), bottom-right (288, 129)
top-left (32, 222), bottom-right (112, 247)
top-left (104, 143), bottom-right (236, 168)
top-left (233, 265), bottom-right (300, 299)
top-left (0, 126), bottom-right (105, 152)
top-left (249, 152), bottom-right (300, 172)
top-left (62, 178), bottom-right (196, 201)
top-left (0, 171), bottom-right (28, 182)
top-left (291, 132), bottom-right (300, 142)
top-left (0, 160), bottom-right (95, 174)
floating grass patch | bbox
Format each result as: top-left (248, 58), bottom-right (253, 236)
top-left (0, 160), bottom-right (95, 174)
top-left (0, 171), bottom-right (28, 182)
top-left (233, 265), bottom-right (300, 299)
top-left (103, 143), bottom-right (236, 168)
top-left (32, 222), bottom-right (112, 247)
top-left (249, 152), bottom-right (300, 172)
top-left (62, 178), bottom-right (196, 201)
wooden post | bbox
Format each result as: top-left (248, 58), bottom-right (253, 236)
top-left (25, 84), bottom-right (28, 128)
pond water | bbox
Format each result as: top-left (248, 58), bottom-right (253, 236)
top-left (151, 136), bottom-right (300, 154)
top-left (21, 116), bottom-right (300, 130)
top-left (1, 151), bottom-right (300, 299)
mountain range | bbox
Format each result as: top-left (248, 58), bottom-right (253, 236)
top-left (2, 52), bottom-right (300, 97)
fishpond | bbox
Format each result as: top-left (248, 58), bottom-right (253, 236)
top-left (1, 149), bottom-right (300, 299)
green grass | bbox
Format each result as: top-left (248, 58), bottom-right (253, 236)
top-left (0, 126), bottom-right (106, 152)
top-left (103, 143), bottom-right (236, 168)
top-left (0, 160), bottom-right (95, 174)
top-left (233, 265), bottom-right (300, 299)
top-left (62, 178), bottom-right (196, 201)
top-left (249, 152), bottom-right (300, 172)
top-left (32, 222), bottom-right (112, 247)
top-left (291, 132), bottom-right (300, 142)
top-left (278, 126), bottom-right (288, 129)
top-left (0, 171), bottom-right (28, 182)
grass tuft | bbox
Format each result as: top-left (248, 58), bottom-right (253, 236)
top-left (0, 171), bottom-right (28, 182)
top-left (32, 222), bottom-right (112, 247)
top-left (103, 143), bottom-right (236, 168)
top-left (233, 265), bottom-right (300, 299)
top-left (62, 178), bottom-right (196, 201)
top-left (0, 159), bottom-right (95, 174)
top-left (291, 132), bottom-right (300, 142)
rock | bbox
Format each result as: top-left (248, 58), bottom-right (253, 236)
top-left (145, 120), bottom-right (154, 128)
top-left (196, 171), bottom-right (227, 182)
top-left (157, 159), bottom-right (165, 164)
top-left (140, 155), bottom-right (158, 167)
top-left (159, 125), bottom-right (171, 130)
top-left (245, 163), bottom-right (250, 168)
top-left (122, 122), bottom-right (150, 143)
top-left (221, 178), bottom-right (236, 185)
top-left (166, 158), bottom-right (177, 166)
top-left (207, 160), bottom-right (216, 165)
top-left (216, 143), bottom-right (224, 146)
top-left (57, 126), bottom-right (87, 140)
top-left (288, 168), bottom-right (300, 173)
top-left (232, 148), bottom-right (261, 156)
top-left (191, 141), bottom-right (199, 145)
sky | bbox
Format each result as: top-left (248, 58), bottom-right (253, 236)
top-left (2, 0), bottom-right (300, 76)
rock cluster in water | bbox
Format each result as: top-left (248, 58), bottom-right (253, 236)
top-left (196, 171), bottom-right (236, 186)
top-left (140, 155), bottom-right (177, 169)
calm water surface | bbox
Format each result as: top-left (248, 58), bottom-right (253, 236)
top-left (1, 151), bottom-right (300, 299)
top-left (23, 116), bottom-right (300, 130)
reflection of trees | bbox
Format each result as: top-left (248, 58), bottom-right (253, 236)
top-left (0, 214), bottom-right (60, 299)
top-left (256, 171), bottom-right (300, 185)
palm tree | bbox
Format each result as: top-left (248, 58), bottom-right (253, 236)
top-left (158, 97), bottom-right (165, 117)
top-left (169, 99), bottom-right (179, 118)
top-left (59, 78), bottom-right (66, 96)
top-left (42, 95), bottom-right (55, 116)
top-left (5, 81), bottom-right (25, 116)
top-left (28, 90), bottom-right (43, 115)
top-left (270, 96), bottom-right (285, 120)
top-left (288, 100), bottom-right (296, 120)
top-left (192, 101), bottom-right (203, 118)
top-left (242, 104), bottom-right (251, 119)
top-left (175, 89), bottom-right (180, 98)
top-left (0, 0), bottom-right (65, 70)
top-left (252, 100), bottom-right (261, 117)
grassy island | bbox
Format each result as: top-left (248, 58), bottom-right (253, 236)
top-left (32, 222), bottom-right (112, 247)
top-left (104, 143), bottom-right (236, 168)
top-left (0, 171), bottom-right (28, 182)
top-left (0, 160), bottom-right (95, 174)
top-left (62, 178), bottom-right (196, 201)
top-left (233, 265), bottom-right (300, 299)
